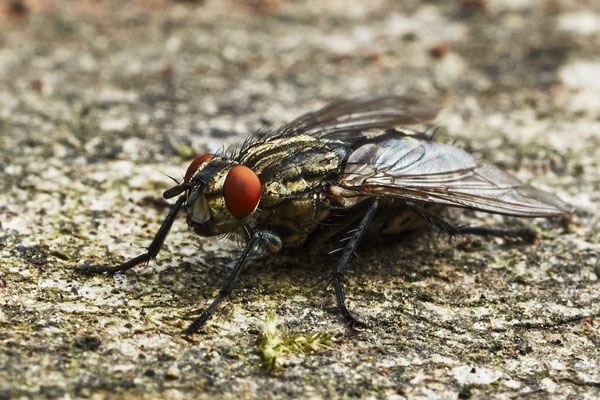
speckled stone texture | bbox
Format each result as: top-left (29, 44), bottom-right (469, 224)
top-left (0, 1), bottom-right (599, 399)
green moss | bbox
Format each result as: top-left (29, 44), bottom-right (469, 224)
top-left (257, 313), bottom-right (334, 371)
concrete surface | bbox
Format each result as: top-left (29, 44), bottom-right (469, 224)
top-left (0, 0), bottom-right (598, 399)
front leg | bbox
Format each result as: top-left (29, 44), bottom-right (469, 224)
top-left (75, 195), bottom-right (186, 274)
top-left (331, 200), bottom-right (379, 327)
top-left (185, 229), bottom-right (282, 334)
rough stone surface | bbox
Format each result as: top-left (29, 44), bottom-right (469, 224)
top-left (1, 1), bottom-right (599, 399)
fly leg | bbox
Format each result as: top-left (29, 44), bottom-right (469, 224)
top-left (331, 200), bottom-right (379, 328)
top-left (409, 203), bottom-right (537, 242)
top-left (75, 196), bottom-right (186, 274)
top-left (185, 229), bottom-right (281, 334)
top-left (450, 226), bottom-right (537, 241)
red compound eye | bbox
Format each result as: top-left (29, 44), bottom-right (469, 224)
top-left (223, 165), bottom-right (261, 219)
top-left (184, 153), bottom-right (214, 183)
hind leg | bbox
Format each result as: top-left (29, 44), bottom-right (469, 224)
top-left (409, 203), bottom-right (537, 242)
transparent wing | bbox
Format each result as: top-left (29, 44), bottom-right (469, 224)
top-left (276, 95), bottom-right (440, 140)
top-left (339, 138), bottom-right (572, 217)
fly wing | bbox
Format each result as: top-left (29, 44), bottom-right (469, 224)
top-left (339, 138), bottom-right (572, 217)
top-left (276, 95), bottom-right (440, 140)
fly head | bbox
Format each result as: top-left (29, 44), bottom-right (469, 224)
top-left (163, 154), bottom-right (262, 237)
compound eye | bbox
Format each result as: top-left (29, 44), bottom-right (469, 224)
top-left (223, 165), bottom-right (261, 219)
top-left (184, 153), bottom-right (214, 183)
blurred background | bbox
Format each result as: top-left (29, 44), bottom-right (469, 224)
top-left (2, 0), bottom-right (598, 167)
top-left (0, 1), bottom-right (598, 399)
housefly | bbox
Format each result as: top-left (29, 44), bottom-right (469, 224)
top-left (76, 95), bottom-right (572, 334)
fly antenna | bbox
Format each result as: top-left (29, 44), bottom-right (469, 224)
top-left (163, 182), bottom-right (191, 199)
top-left (154, 168), bottom-right (182, 185)
top-left (166, 173), bottom-right (181, 185)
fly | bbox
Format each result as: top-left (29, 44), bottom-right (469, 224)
top-left (76, 95), bottom-right (573, 334)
